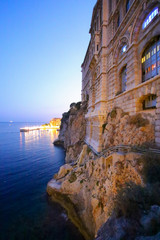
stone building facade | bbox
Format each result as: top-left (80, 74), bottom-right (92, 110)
top-left (81, 0), bottom-right (160, 152)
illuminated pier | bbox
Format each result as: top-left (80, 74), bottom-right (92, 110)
top-left (20, 126), bottom-right (60, 132)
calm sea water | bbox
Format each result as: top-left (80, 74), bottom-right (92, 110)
top-left (0, 122), bottom-right (85, 240)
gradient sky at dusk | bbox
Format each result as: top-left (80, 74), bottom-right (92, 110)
top-left (0, 0), bottom-right (96, 122)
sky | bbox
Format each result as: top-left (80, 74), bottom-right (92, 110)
top-left (0, 0), bottom-right (96, 122)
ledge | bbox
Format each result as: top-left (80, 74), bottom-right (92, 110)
top-left (110, 75), bottom-right (160, 101)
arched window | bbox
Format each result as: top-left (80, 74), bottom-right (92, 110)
top-left (142, 7), bottom-right (159, 29)
top-left (142, 37), bottom-right (160, 82)
top-left (126, 0), bottom-right (130, 13)
top-left (121, 66), bottom-right (127, 92)
top-left (121, 44), bottom-right (127, 55)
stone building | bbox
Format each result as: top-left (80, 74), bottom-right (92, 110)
top-left (81, 0), bottom-right (160, 152)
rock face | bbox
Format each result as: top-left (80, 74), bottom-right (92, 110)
top-left (102, 108), bottom-right (154, 148)
top-left (47, 149), bottom-right (143, 239)
top-left (95, 205), bottom-right (160, 240)
top-left (95, 215), bottom-right (141, 240)
top-left (49, 106), bottom-right (159, 240)
top-left (56, 101), bottom-right (87, 163)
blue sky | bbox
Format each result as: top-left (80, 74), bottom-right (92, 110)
top-left (0, 0), bottom-right (96, 122)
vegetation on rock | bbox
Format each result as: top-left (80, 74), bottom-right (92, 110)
top-left (68, 172), bottom-right (77, 183)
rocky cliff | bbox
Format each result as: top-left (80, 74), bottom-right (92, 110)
top-left (55, 101), bottom-right (87, 163)
top-left (48, 107), bottom-right (160, 240)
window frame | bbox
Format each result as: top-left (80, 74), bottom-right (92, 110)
top-left (141, 37), bottom-right (160, 82)
top-left (142, 95), bottom-right (157, 110)
top-left (142, 7), bottom-right (159, 30)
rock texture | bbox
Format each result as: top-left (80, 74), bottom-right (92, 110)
top-left (95, 206), bottom-right (160, 240)
top-left (95, 215), bottom-right (141, 240)
top-left (49, 106), bottom-right (159, 240)
top-left (102, 108), bottom-right (155, 148)
top-left (47, 149), bottom-right (143, 239)
top-left (56, 101), bottom-right (87, 163)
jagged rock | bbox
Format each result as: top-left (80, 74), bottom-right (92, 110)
top-left (65, 141), bottom-right (84, 163)
top-left (53, 139), bottom-right (64, 147)
top-left (48, 105), bottom-right (159, 239)
top-left (77, 145), bottom-right (88, 166)
top-left (47, 150), bottom-right (143, 237)
top-left (56, 164), bottom-right (73, 179)
top-left (102, 108), bottom-right (154, 148)
top-left (57, 101), bottom-right (87, 162)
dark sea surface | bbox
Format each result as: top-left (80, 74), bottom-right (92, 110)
top-left (0, 122), bottom-right (85, 240)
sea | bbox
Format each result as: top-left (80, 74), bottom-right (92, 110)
top-left (0, 122), bottom-right (85, 240)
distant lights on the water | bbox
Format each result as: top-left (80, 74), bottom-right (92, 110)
top-left (20, 125), bottom-right (60, 132)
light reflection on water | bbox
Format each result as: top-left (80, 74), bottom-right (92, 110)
top-left (19, 129), bottom-right (58, 146)
top-left (0, 123), bottom-right (85, 240)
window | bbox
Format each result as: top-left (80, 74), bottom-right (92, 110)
top-left (121, 66), bottom-right (127, 92)
top-left (121, 45), bottom-right (127, 55)
top-left (142, 7), bottom-right (159, 29)
top-left (142, 37), bottom-right (160, 82)
top-left (97, 44), bottom-right (99, 51)
top-left (126, 0), bottom-right (130, 13)
top-left (143, 95), bottom-right (157, 110)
